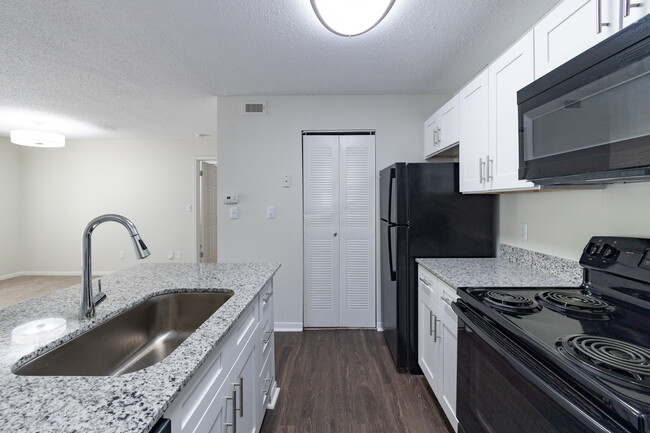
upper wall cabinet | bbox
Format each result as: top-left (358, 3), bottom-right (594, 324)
top-left (424, 95), bottom-right (459, 159)
top-left (459, 70), bottom-right (489, 193)
top-left (488, 31), bottom-right (538, 192)
top-left (534, 0), bottom-right (620, 78)
top-left (622, 0), bottom-right (650, 27)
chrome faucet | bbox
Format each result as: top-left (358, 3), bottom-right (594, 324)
top-left (80, 214), bottom-right (150, 319)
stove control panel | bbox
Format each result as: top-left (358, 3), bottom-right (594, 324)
top-left (581, 237), bottom-right (650, 278)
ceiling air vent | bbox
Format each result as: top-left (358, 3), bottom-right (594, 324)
top-left (243, 102), bottom-right (267, 115)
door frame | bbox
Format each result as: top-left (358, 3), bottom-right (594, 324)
top-left (302, 130), bottom-right (377, 328)
top-left (193, 156), bottom-right (218, 263)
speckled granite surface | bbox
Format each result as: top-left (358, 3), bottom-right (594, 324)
top-left (499, 244), bottom-right (582, 285)
top-left (0, 262), bottom-right (279, 433)
top-left (416, 244), bottom-right (580, 290)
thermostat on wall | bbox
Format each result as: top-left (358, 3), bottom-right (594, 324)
top-left (224, 194), bottom-right (239, 204)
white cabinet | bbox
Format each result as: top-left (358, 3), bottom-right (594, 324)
top-left (622, 0), bottom-right (650, 27)
top-left (424, 112), bottom-right (439, 158)
top-left (417, 266), bottom-right (459, 432)
top-left (534, 0), bottom-right (620, 78)
top-left (487, 31), bottom-right (538, 192)
top-left (165, 280), bottom-right (277, 433)
top-left (424, 96), bottom-right (460, 159)
top-left (459, 70), bottom-right (489, 193)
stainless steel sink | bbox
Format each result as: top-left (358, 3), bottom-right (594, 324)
top-left (13, 291), bottom-right (234, 376)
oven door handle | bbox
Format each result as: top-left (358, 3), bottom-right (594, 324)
top-left (452, 301), bottom-right (626, 433)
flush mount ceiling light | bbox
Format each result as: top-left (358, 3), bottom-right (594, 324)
top-left (311, 0), bottom-right (396, 37)
top-left (10, 130), bottom-right (65, 148)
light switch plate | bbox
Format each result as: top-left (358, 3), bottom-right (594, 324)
top-left (267, 206), bottom-right (275, 219)
top-left (519, 223), bottom-right (528, 242)
top-left (230, 206), bottom-right (239, 219)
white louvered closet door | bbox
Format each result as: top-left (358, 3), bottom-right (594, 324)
top-left (303, 134), bottom-right (375, 328)
top-left (339, 135), bottom-right (375, 327)
top-left (304, 135), bottom-right (341, 327)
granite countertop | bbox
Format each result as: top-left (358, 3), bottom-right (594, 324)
top-left (0, 262), bottom-right (280, 433)
top-left (416, 256), bottom-right (579, 289)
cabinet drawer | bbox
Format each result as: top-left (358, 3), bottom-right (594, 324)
top-left (418, 266), bottom-right (438, 299)
top-left (232, 298), bottom-right (259, 354)
top-left (259, 342), bottom-right (276, 410)
top-left (260, 314), bottom-right (274, 362)
top-left (259, 280), bottom-right (273, 319)
top-left (438, 280), bottom-right (458, 329)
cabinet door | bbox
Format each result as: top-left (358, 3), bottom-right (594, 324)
top-left (439, 305), bottom-right (458, 433)
top-left (459, 70), bottom-right (489, 193)
top-left (424, 113), bottom-right (438, 158)
top-left (439, 95), bottom-right (460, 150)
top-left (231, 335), bottom-right (258, 433)
top-left (622, 0), bottom-right (650, 27)
top-left (488, 31), bottom-right (538, 192)
top-left (535, 0), bottom-right (620, 78)
top-left (418, 284), bottom-right (438, 390)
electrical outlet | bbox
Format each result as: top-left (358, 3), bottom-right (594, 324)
top-left (229, 206), bottom-right (239, 219)
top-left (168, 251), bottom-right (174, 260)
top-left (119, 251), bottom-right (125, 259)
top-left (267, 206), bottom-right (275, 219)
top-left (174, 251), bottom-right (181, 260)
top-left (519, 223), bottom-right (528, 242)
top-left (282, 175), bottom-right (291, 188)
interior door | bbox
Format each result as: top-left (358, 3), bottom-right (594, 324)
top-left (200, 162), bottom-right (219, 263)
top-left (303, 133), bottom-right (375, 328)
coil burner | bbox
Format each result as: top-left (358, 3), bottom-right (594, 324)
top-left (557, 334), bottom-right (650, 388)
top-left (536, 291), bottom-right (616, 319)
top-left (482, 290), bottom-right (541, 314)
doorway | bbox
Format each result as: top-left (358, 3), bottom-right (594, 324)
top-left (303, 132), bottom-right (376, 328)
top-left (196, 159), bottom-right (218, 263)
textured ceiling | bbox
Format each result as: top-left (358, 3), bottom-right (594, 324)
top-left (0, 0), bottom-right (561, 139)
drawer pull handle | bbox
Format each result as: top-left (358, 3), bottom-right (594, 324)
top-left (263, 291), bottom-right (273, 302)
top-left (625, 0), bottom-right (642, 16)
top-left (263, 377), bottom-right (273, 395)
top-left (418, 277), bottom-right (432, 288)
top-left (441, 296), bottom-right (453, 307)
top-left (429, 311), bottom-right (434, 336)
top-left (263, 330), bottom-right (273, 344)
top-left (225, 388), bottom-right (237, 432)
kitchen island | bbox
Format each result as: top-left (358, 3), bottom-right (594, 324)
top-left (0, 262), bottom-right (279, 433)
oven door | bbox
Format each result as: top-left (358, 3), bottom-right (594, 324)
top-left (453, 301), bottom-right (626, 433)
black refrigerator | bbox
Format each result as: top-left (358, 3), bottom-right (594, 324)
top-left (380, 162), bottom-right (497, 373)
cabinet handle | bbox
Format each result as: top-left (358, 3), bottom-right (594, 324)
top-left (263, 375), bottom-right (275, 395)
top-left (239, 377), bottom-right (244, 417)
top-left (625, 0), bottom-right (642, 16)
top-left (479, 158), bottom-right (486, 184)
top-left (434, 316), bottom-right (441, 342)
top-left (487, 155), bottom-right (494, 182)
top-left (437, 127), bottom-right (442, 146)
top-left (419, 277), bottom-right (432, 289)
top-left (226, 388), bottom-right (237, 432)
top-left (441, 296), bottom-right (453, 307)
top-left (429, 311), bottom-right (434, 336)
top-left (263, 330), bottom-right (273, 344)
top-left (597, 0), bottom-right (610, 33)
top-left (263, 291), bottom-right (273, 302)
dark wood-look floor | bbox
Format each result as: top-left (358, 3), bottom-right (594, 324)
top-left (261, 330), bottom-right (453, 433)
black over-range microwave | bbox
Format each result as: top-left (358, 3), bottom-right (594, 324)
top-left (518, 14), bottom-right (650, 186)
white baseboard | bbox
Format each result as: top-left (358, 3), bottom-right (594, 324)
top-left (0, 272), bottom-right (23, 281)
top-left (274, 322), bottom-right (303, 332)
top-left (376, 321), bottom-right (384, 331)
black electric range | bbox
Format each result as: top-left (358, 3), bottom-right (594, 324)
top-left (453, 237), bottom-right (650, 433)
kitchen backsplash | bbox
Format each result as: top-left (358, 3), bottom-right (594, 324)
top-left (499, 244), bottom-right (582, 285)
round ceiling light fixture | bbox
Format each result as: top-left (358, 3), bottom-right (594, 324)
top-left (311, 0), bottom-right (396, 37)
top-left (10, 130), bottom-right (66, 148)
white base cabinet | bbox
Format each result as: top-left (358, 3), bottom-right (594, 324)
top-left (164, 280), bottom-right (277, 433)
top-left (417, 266), bottom-right (459, 432)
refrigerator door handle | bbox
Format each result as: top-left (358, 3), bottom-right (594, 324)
top-left (387, 223), bottom-right (397, 281)
top-left (387, 168), bottom-right (396, 225)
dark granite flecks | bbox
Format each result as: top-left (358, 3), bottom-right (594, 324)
top-left (0, 262), bottom-right (279, 433)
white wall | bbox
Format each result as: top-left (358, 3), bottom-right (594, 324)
top-left (217, 95), bottom-right (446, 329)
top-left (7, 138), bottom-right (216, 275)
top-left (0, 138), bottom-right (22, 278)
top-left (500, 182), bottom-right (650, 260)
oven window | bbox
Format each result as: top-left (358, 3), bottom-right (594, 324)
top-left (457, 321), bottom-right (592, 433)
top-left (522, 55), bottom-right (650, 162)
